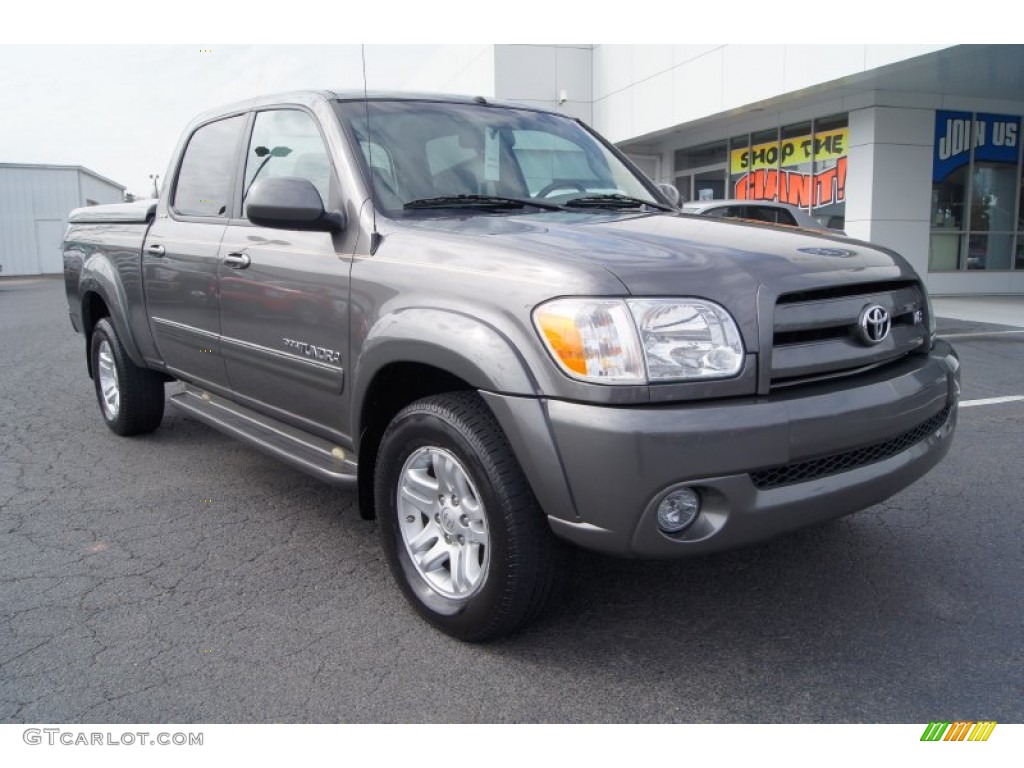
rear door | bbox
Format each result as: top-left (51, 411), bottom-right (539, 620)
top-left (217, 107), bottom-right (351, 438)
top-left (144, 114), bottom-right (247, 393)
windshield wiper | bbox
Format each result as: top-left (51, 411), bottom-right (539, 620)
top-left (403, 194), bottom-right (563, 211)
top-left (563, 194), bottom-right (675, 212)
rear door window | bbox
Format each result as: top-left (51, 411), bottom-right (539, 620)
top-left (706, 206), bottom-right (742, 218)
top-left (173, 115), bottom-right (246, 217)
top-left (745, 205), bottom-right (798, 226)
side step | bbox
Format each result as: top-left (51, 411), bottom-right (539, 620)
top-left (169, 385), bottom-right (358, 486)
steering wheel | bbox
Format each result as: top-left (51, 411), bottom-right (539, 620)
top-left (536, 180), bottom-right (587, 198)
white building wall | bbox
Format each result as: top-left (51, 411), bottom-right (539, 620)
top-left (80, 172), bottom-right (123, 207)
top-left (591, 44), bottom-right (951, 144)
top-left (845, 104), bottom-right (936, 282)
top-left (0, 166), bottom-right (123, 276)
top-left (493, 45), bottom-right (593, 123)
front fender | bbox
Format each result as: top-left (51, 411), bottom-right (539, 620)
top-left (351, 307), bottom-right (581, 523)
top-left (352, 306), bottom-right (540, 435)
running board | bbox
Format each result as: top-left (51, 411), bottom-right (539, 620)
top-left (169, 385), bottom-right (358, 485)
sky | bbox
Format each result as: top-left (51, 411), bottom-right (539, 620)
top-left (0, 44), bottom-right (470, 197)
top-left (0, 4), bottom-right (972, 200)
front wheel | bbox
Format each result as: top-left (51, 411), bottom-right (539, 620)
top-left (375, 392), bottom-right (561, 641)
top-left (90, 318), bottom-right (165, 436)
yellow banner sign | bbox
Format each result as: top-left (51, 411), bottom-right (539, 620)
top-left (730, 128), bottom-right (848, 174)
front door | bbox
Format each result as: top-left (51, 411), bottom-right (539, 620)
top-left (217, 108), bottom-right (350, 439)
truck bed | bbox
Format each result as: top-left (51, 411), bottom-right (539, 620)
top-left (68, 200), bottom-right (156, 224)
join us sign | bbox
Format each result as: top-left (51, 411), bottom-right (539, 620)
top-left (933, 111), bottom-right (1020, 182)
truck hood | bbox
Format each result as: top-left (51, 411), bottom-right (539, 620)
top-left (395, 211), bottom-right (918, 342)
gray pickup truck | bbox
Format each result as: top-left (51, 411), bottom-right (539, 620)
top-left (64, 90), bottom-right (960, 640)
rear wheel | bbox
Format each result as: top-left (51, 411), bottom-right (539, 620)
top-left (90, 318), bottom-right (165, 436)
top-left (375, 392), bottom-right (561, 641)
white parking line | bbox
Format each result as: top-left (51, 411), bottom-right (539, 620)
top-left (941, 329), bottom-right (1024, 339)
top-left (960, 396), bottom-right (1024, 408)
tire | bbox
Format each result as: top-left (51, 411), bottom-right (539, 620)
top-left (375, 392), bottom-right (561, 641)
top-left (90, 318), bottom-right (165, 436)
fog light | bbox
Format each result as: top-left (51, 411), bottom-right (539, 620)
top-left (656, 488), bottom-right (701, 533)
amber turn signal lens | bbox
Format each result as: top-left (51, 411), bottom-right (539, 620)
top-left (535, 313), bottom-right (587, 375)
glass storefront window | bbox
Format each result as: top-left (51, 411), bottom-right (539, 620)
top-left (674, 174), bottom-right (692, 203)
top-left (932, 165), bottom-right (968, 230)
top-left (969, 163), bottom-right (1017, 269)
top-left (929, 232), bottom-right (963, 271)
top-left (674, 141), bottom-right (726, 172)
top-left (728, 135), bottom-right (749, 201)
top-left (780, 121), bottom-right (812, 209)
top-left (677, 116), bottom-right (849, 225)
top-left (929, 164), bottom-right (967, 270)
top-left (810, 115), bottom-right (848, 230)
top-left (748, 128), bottom-right (779, 202)
top-left (1018, 160), bottom-right (1024, 269)
top-left (929, 111), bottom-right (1022, 271)
top-left (674, 141), bottom-right (727, 202)
top-left (694, 169), bottom-right (725, 201)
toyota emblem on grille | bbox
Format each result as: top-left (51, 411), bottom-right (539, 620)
top-left (858, 304), bottom-right (891, 345)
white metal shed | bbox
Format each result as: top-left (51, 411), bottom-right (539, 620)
top-left (0, 164), bottom-right (125, 277)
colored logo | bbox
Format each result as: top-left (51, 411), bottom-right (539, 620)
top-left (920, 721), bottom-right (997, 742)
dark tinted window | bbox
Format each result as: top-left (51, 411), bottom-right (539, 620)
top-left (706, 206), bottom-right (741, 218)
top-left (743, 205), bottom-right (797, 226)
top-left (774, 208), bottom-right (798, 226)
top-left (173, 115), bottom-right (245, 217)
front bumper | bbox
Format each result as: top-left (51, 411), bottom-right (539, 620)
top-left (486, 339), bottom-right (959, 558)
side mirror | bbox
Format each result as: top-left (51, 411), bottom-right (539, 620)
top-left (656, 182), bottom-right (681, 209)
top-left (246, 177), bottom-right (344, 232)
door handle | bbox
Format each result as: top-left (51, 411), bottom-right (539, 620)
top-left (147, 243), bottom-right (166, 257)
top-left (223, 252), bottom-right (251, 269)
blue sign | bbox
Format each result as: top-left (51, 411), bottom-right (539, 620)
top-left (933, 111), bottom-right (1020, 182)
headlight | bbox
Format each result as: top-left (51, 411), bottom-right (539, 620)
top-left (533, 297), bottom-right (744, 384)
top-left (629, 299), bottom-right (744, 380)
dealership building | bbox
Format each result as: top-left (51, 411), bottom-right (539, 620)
top-left (414, 44), bottom-right (1024, 296)
top-left (0, 163), bottom-right (124, 277)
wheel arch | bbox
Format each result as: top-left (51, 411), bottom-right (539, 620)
top-left (351, 309), bottom-right (541, 520)
top-left (78, 254), bottom-right (147, 375)
top-left (81, 290), bottom-right (111, 379)
top-left (354, 361), bottom-right (475, 520)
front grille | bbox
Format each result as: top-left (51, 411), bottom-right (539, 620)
top-left (770, 280), bottom-right (927, 388)
top-left (750, 405), bottom-right (953, 490)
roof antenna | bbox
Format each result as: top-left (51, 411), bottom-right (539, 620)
top-left (361, 44), bottom-right (382, 255)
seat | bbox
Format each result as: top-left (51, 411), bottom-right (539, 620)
top-left (291, 152), bottom-right (332, 204)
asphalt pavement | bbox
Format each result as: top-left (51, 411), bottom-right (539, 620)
top-left (2, 277), bottom-right (1022, 723)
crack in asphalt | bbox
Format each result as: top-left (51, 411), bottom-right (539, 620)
top-left (1, 279), bottom-right (1021, 723)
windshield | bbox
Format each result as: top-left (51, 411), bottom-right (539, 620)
top-left (336, 99), bottom-right (662, 215)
